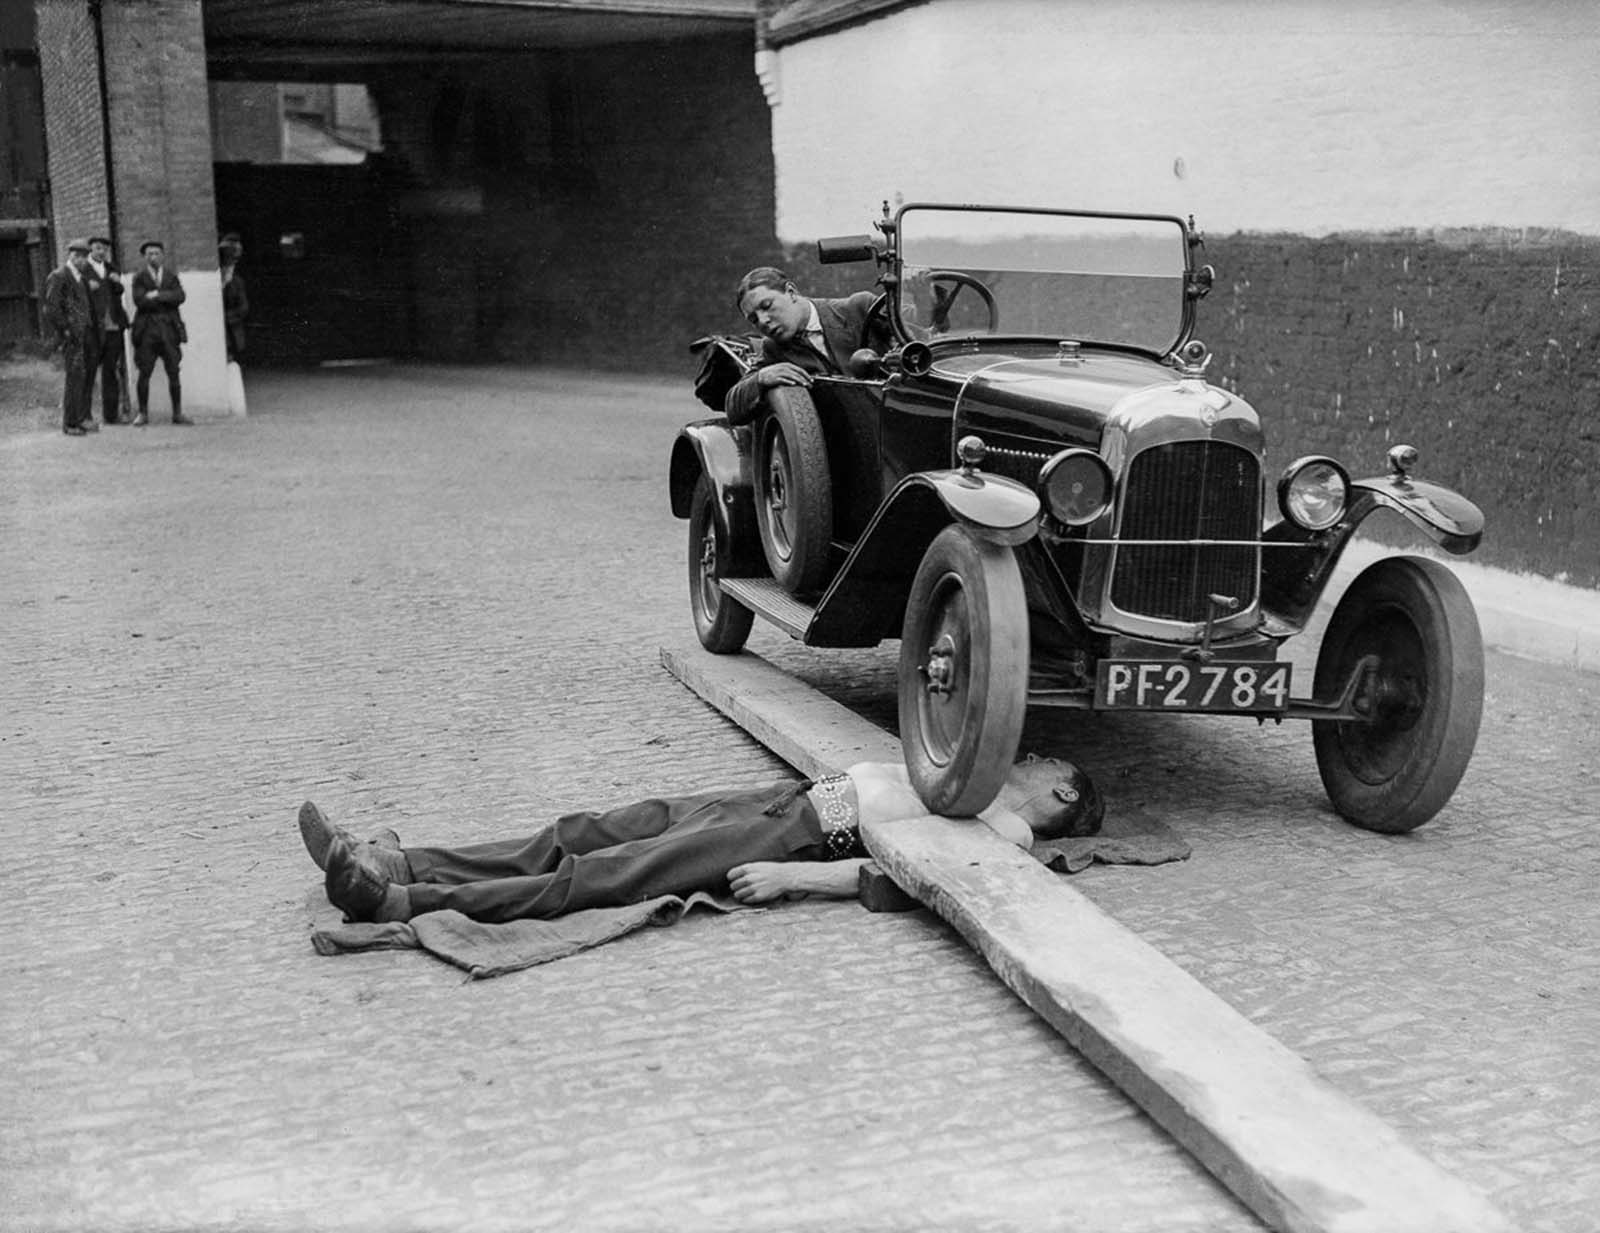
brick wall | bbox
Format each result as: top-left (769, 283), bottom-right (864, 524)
top-left (99, 0), bottom-right (218, 270)
top-left (209, 81), bottom-right (281, 165)
top-left (97, 0), bottom-right (225, 414)
top-left (34, 0), bottom-right (108, 260)
top-left (372, 32), bottom-right (776, 375)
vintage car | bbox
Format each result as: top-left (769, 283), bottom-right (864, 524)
top-left (668, 202), bottom-right (1485, 831)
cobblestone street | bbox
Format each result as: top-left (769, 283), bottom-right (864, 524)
top-left (3, 367), bottom-right (1597, 1232)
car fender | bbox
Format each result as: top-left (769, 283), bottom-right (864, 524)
top-left (668, 420), bottom-right (763, 573)
top-left (1348, 473), bottom-right (1484, 554)
top-left (802, 468), bottom-right (1041, 646)
top-left (1261, 475), bottom-right (1483, 633)
top-left (891, 468), bottom-right (1042, 546)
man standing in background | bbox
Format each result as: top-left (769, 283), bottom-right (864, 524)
top-left (130, 240), bottom-right (191, 427)
top-left (85, 235), bottom-right (130, 425)
top-left (219, 233), bottom-right (248, 364)
top-left (42, 238), bottom-right (95, 437)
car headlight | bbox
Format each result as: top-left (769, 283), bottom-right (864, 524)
top-left (1278, 456), bottom-right (1349, 531)
top-left (1038, 449), bottom-right (1114, 526)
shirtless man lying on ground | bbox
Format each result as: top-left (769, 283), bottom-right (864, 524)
top-left (300, 757), bottom-right (1104, 925)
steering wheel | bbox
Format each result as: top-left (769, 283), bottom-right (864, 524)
top-left (926, 270), bottom-right (998, 334)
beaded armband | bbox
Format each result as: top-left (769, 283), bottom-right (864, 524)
top-left (810, 773), bottom-right (861, 859)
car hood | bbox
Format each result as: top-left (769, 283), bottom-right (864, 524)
top-left (939, 350), bottom-right (1191, 448)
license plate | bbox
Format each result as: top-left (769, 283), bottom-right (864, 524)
top-left (1096, 659), bottom-right (1291, 712)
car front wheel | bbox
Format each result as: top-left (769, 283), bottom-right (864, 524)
top-left (754, 387), bottom-right (833, 595)
top-left (898, 524), bottom-right (1029, 816)
top-left (1312, 555), bottom-right (1484, 833)
top-left (688, 474), bottom-right (754, 654)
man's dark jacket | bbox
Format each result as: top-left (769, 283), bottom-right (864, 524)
top-left (131, 265), bottom-right (187, 354)
top-left (724, 291), bottom-right (885, 424)
top-left (42, 265), bottom-right (92, 346)
top-left (84, 261), bottom-right (129, 331)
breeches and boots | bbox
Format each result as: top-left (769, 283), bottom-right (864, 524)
top-left (135, 336), bottom-right (182, 420)
top-left (397, 782), bottom-right (838, 923)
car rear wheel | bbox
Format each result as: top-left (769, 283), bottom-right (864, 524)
top-left (1312, 555), bottom-right (1484, 833)
top-left (754, 387), bottom-right (833, 595)
top-left (898, 524), bottom-right (1029, 815)
top-left (688, 474), bottom-right (754, 654)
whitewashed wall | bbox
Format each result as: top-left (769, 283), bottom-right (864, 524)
top-left (762, 0), bottom-right (1600, 241)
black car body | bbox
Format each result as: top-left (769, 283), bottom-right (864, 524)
top-left (670, 203), bottom-right (1485, 829)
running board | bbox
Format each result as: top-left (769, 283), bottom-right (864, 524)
top-left (720, 577), bottom-right (817, 640)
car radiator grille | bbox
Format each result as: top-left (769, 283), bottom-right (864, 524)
top-left (1111, 441), bottom-right (1260, 622)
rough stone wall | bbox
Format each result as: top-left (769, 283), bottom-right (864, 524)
top-left (780, 229), bottom-right (1600, 587)
top-left (1201, 232), bottom-right (1600, 586)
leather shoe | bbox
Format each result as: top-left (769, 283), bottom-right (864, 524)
top-left (324, 836), bottom-right (403, 923)
top-left (298, 801), bottom-right (344, 871)
top-left (172, 413), bottom-right (195, 425)
top-left (298, 801), bottom-right (405, 873)
top-left (132, 413), bottom-right (148, 427)
top-left (63, 425), bottom-right (86, 436)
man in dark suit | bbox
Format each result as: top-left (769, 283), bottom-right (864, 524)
top-left (41, 238), bottom-right (95, 436)
top-left (130, 239), bottom-right (192, 426)
top-left (84, 235), bottom-right (130, 425)
top-left (723, 267), bottom-right (889, 424)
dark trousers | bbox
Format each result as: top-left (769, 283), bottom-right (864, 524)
top-left (135, 337), bottom-right (182, 416)
top-left (60, 334), bottom-right (91, 429)
top-left (90, 329), bottom-right (126, 422)
top-left (404, 782), bottom-right (826, 923)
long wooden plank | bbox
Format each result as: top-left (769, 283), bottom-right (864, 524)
top-left (661, 643), bottom-right (1512, 1233)
top-left (866, 815), bottom-right (1510, 1233)
top-left (659, 644), bottom-right (901, 778)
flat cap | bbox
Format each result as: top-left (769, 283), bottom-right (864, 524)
top-left (139, 240), bottom-right (164, 253)
top-left (65, 237), bottom-right (90, 253)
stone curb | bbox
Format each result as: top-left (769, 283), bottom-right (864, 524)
top-left (1339, 539), bottom-right (1600, 674)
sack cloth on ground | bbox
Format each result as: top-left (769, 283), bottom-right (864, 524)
top-left (1029, 805), bottom-right (1191, 874)
top-left (309, 890), bottom-right (749, 980)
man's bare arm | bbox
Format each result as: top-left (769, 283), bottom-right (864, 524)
top-left (727, 859), bottom-right (870, 904)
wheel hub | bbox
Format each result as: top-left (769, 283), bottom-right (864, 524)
top-left (923, 633), bottom-right (957, 695)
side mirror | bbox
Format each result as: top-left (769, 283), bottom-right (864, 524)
top-left (818, 234), bottom-right (878, 264)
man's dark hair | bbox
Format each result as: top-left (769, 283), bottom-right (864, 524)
top-left (733, 266), bottom-right (793, 308)
top-left (1014, 757), bottom-right (1105, 840)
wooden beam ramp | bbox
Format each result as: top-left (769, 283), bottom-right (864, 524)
top-left (660, 643), bottom-right (1512, 1233)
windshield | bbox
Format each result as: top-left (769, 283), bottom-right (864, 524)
top-left (895, 206), bottom-right (1189, 354)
